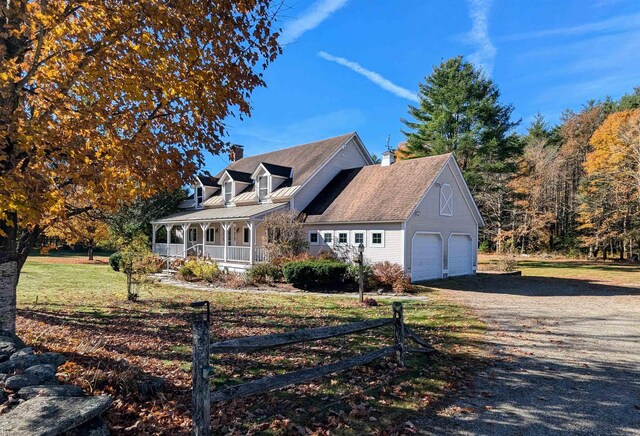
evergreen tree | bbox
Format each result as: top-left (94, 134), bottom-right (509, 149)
top-left (401, 56), bottom-right (520, 189)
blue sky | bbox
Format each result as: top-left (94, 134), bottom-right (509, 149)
top-left (203, 0), bottom-right (640, 174)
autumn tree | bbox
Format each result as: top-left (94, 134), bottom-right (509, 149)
top-left (0, 1), bottom-right (281, 331)
top-left (578, 110), bottom-right (640, 259)
top-left (46, 216), bottom-right (109, 260)
top-left (509, 115), bottom-right (560, 252)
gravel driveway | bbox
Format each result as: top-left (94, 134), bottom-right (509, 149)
top-left (418, 273), bottom-right (640, 435)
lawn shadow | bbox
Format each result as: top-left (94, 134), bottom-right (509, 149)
top-left (423, 273), bottom-right (640, 297)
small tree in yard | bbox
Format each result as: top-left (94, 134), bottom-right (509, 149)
top-left (45, 216), bottom-right (110, 260)
top-left (118, 233), bottom-right (153, 302)
top-left (262, 210), bottom-right (308, 260)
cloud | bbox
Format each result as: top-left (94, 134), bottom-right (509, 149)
top-left (466, 0), bottom-right (496, 75)
top-left (279, 0), bottom-right (349, 45)
top-left (500, 12), bottom-right (640, 41)
top-left (317, 51), bottom-right (419, 102)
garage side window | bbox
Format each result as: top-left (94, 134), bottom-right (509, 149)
top-left (309, 231), bottom-right (319, 245)
top-left (370, 230), bottom-right (384, 247)
top-left (440, 184), bottom-right (453, 216)
top-left (322, 232), bottom-right (333, 245)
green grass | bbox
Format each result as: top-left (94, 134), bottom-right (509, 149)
top-left (17, 256), bottom-right (485, 434)
top-left (479, 255), bottom-right (640, 283)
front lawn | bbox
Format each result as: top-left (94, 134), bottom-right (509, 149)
top-left (17, 256), bottom-right (485, 435)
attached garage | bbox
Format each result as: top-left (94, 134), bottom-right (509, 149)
top-left (448, 234), bottom-right (473, 277)
top-left (411, 233), bottom-right (443, 281)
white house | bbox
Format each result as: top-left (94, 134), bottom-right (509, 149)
top-left (151, 132), bottom-right (484, 282)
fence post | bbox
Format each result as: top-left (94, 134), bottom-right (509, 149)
top-left (192, 312), bottom-right (211, 435)
top-left (392, 302), bottom-right (406, 367)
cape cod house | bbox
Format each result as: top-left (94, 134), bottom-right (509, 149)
top-left (151, 132), bottom-right (484, 282)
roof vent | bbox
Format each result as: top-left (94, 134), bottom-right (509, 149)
top-left (229, 144), bottom-right (244, 162)
top-left (381, 150), bottom-right (395, 166)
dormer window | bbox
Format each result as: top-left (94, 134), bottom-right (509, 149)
top-left (258, 175), bottom-right (268, 201)
top-left (195, 186), bottom-right (203, 207)
top-left (224, 181), bottom-right (233, 203)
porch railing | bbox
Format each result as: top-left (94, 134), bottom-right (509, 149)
top-left (154, 244), bottom-right (268, 264)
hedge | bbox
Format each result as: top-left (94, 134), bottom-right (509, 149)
top-left (282, 259), bottom-right (347, 288)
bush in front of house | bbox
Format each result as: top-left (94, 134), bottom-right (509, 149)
top-left (109, 252), bottom-right (122, 271)
top-left (245, 263), bottom-right (281, 284)
top-left (282, 259), bottom-right (348, 288)
top-left (177, 259), bottom-right (221, 282)
top-left (345, 263), bottom-right (375, 288)
top-left (371, 261), bottom-right (413, 293)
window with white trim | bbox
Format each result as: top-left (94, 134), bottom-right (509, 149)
top-left (206, 228), bottom-right (215, 243)
top-left (243, 227), bottom-right (250, 244)
top-left (309, 231), bottom-right (319, 245)
top-left (353, 232), bottom-right (364, 245)
top-left (323, 232), bottom-right (333, 244)
top-left (370, 230), bottom-right (384, 247)
top-left (440, 183), bottom-right (453, 216)
top-left (170, 227), bottom-right (183, 244)
top-left (257, 175), bottom-right (268, 201)
top-left (337, 232), bottom-right (348, 245)
top-left (224, 181), bottom-right (233, 203)
top-left (195, 186), bottom-right (203, 207)
top-left (188, 228), bottom-right (197, 242)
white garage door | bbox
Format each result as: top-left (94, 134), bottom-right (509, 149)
top-left (448, 235), bottom-right (473, 277)
top-left (411, 234), bottom-right (442, 281)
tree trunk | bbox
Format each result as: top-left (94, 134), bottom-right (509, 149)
top-left (88, 247), bottom-right (94, 261)
top-left (0, 261), bottom-right (18, 333)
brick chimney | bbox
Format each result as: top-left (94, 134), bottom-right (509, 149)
top-left (381, 150), bottom-right (395, 166)
top-left (228, 144), bottom-right (244, 162)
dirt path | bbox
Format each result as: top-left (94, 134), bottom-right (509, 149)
top-left (419, 274), bottom-right (640, 435)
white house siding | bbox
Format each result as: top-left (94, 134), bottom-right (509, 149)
top-left (306, 223), bottom-right (403, 265)
top-left (293, 137), bottom-right (370, 212)
top-left (404, 161), bottom-right (479, 280)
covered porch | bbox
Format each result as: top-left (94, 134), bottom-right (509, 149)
top-left (150, 203), bottom-right (285, 267)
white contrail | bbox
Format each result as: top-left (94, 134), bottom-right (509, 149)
top-left (279, 0), bottom-right (349, 45)
top-left (318, 51), bottom-right (419, 102)
top-left (467, 0), bottom-right (496, 75)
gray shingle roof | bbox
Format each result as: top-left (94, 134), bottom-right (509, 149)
top-left (152, 203), bottom-right (286, 223)
top-left (217, 132), bottom-right (355, 186)
top-left (303, 154), bottom-right (452, 223)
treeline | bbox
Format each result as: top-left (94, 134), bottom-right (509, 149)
top-left (400, 56), bottom-right (640, 259)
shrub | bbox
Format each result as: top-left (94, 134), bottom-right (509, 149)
top-left (363, 298), bottom-right (379, 307)
top-left (178, 264), bottom-right (196, 281)
top-left (221, 272), bottom-right (249, 288)
top-left (109, 252), bottom-right (122, 271)
top-left (177, 259), bottom-right (221, 282)
top-left (478, 240), bottom-right (491, 253)
top-left (371, 261), bottom-right (412, 293)
top-left (495, 255), bottom-right (517, 272)
top-left (246, 263), bottom-right (281, 284)
top-left (282, 259), bottom-right (347, 288)
top-left (136, 253), bottom-right (165, 274)
top-left (345, 263), bottom-right (375, 288)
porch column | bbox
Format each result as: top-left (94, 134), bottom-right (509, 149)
top-left (151, 224), bottom-right (158, 253)
top-left (221, 222), bottom-right (229, 262)
top-left (181, 223), bottom-right (189, 258)
top-left (164, 225), bottom-right (172, 255)
top-left (200, 222), bottom-right (210, 258)
top-left (248, 221), bottom-right (254, 264)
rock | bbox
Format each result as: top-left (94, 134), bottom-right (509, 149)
top-left (0, 390), bottom-right (6, 405)
top-left (17, 385), bottom-right (84, 401)
top-left (38, 352), bottom-right (67, 368)
top-left (0, 330), bottom-right (26, 350)
top-left (63, 416), bottom-right (109, 436)
top-left (9, 348), bottom-right (39, 370)
top-left (0, 395), bottom-right (112, 435)
top-left (0, 361), bottom-right (15, 374)
top-left (5, 373), bottom-right (40, 391)
top-left (24, 364), bottom-right (57, 383)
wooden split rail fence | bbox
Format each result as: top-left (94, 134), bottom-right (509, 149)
top-left (190, 302), bottom-right (434, 435)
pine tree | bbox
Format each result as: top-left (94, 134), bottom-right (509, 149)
top-left (401, 56), bottom-right (520, 188)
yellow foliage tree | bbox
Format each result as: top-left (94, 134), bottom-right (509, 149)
top-left (578, 109), bottom-right (640, 259)
top-left (45, 217), bottom-right (109, 260)
top-left (0, 0), bottom-right (281, 331)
